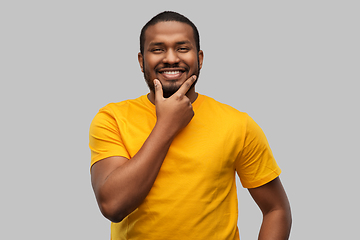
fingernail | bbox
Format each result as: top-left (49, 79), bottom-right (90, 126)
top-left (192, 76), bottom-right (197, 81)
top-left (154, 79), bottom-right (158, 87)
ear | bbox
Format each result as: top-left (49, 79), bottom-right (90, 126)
top-left (138, 52), bottom-right (144, 72)
top-left (198, 50), bottom-right (204, 70)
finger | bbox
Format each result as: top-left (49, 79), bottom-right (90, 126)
top-left (176, 75), bottom-right (197, 96)
top-left (153, 79), bottom-right (163, 101)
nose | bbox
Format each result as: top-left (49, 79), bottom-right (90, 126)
top-left (162, 49), bottom-right (180, 64)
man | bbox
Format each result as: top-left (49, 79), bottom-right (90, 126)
top-left (89, 11), bottom-right (291, 240)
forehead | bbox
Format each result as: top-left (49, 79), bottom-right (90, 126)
top-left (144, 21), bottom-right (195, 46)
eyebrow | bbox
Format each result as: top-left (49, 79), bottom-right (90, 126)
top-left (176, 41), bottom-right (192, 45)
top-left (148, 40), bottom-right (193, 47)
top-left (148, 42), bottom-right (164, 47)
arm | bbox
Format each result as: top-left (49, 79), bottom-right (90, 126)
top-left (91, 76), bottom-right (197, 223)
top-left (248, 177), bottom-right (292, 240)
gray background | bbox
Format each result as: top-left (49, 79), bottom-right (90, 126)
top-left (1, 0), bottom-right (359, 239)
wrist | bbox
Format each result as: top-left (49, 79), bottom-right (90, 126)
top-left (152, 121), bottom-right (178, 144)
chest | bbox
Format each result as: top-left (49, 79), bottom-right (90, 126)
top-left (120, 113), bottom-right (242, 180)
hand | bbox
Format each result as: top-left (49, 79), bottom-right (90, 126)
top-left (154, 76), bottom-right (196, 137)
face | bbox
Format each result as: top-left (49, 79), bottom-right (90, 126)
top-left (138, 21), bottom-right (203, 98)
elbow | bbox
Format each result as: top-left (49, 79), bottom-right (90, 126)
top-left (94, 185), bottom-right (142, 222)
top-left (98, 201), bottom-right (127, 223)
top-left (104, 212), bottom-right (125, 223)
top-left (94, 188), bottom-right (130, 222)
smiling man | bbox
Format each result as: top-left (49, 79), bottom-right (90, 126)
top-left (89, 11), bottom-right (291, 240)
top-left (139, 19), bottom-right (202, 100)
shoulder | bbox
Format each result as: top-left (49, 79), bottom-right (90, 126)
top-left (90, 95), bottom-right (148, 127)
top-left (97, 95), bottom-right (151, 117)
top-left (198, 94), bottom-right (249, 121)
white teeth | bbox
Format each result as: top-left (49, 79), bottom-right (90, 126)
top-left (163, 71), bottom-right (180, 75)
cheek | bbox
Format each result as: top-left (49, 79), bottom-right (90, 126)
top-left (143, 60), bottom-right (154, 75)
top-left (145, 55), bottom-right (161, 67)
top-left (184, 54), bottom-right (199, 67)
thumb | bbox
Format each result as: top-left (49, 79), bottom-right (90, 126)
top-left (154, 79), bottom-right (163, 101)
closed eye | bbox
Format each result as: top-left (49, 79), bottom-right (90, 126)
top-left (178, 47), bottom-right (190, 52)
top-left (152, 48), bottom-right (163, 52)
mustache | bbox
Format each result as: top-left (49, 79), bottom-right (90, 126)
top-left (156, 63), bottom-right (188, 71)
top-left (161, 63), bottom-right (180, 68)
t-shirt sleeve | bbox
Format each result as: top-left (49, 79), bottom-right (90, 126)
top-left (89, 106), bottom-right (130, 168)
top-left (235, 114), bottom-right (281, 188)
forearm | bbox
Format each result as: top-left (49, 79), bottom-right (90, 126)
top-left (258, 208), bottom-right (292, 240)
top-left (97, 123), bottom-right (176, 222)
top-left (94, 77), bottom-right (196, 222)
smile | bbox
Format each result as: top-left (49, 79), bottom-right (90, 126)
top-left (162, 71), bottom-right (181, 75)
top-left (158, 69), bottom-right (186, 80)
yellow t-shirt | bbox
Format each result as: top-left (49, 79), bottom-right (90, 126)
top-left (89, 94), bottom-right (281, 240)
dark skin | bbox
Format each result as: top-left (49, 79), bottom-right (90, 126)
top-left (91, 20), bottom-right (292, 239)
top-left (249, 177), bottom-right (292, 240)
top-left (91, 21), bottom-right (200, 223)
top-left (91, 76), bottom-right (196, 223)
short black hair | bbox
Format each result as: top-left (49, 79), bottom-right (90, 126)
top-left (140, 11), bottom-right (200, 55)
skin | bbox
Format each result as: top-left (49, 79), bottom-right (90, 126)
top-left (249, 177), bottom-right (292, 240)
top-left (91, 75), bottom-right (197, 223)
top-left (91, 20), bottom-right (291, 239)
top-left (138, 21), bottom-right (203, 103)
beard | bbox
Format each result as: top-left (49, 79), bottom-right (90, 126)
top-left (143, 60), bottom-right (201, 98)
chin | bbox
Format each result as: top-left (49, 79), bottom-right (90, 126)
top-left (144, 68), bottom-right (200, 97)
